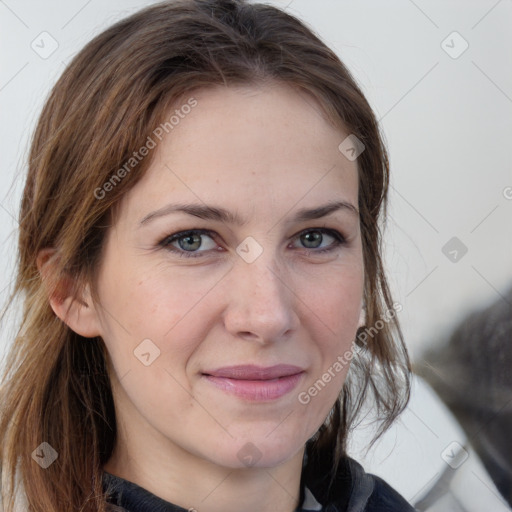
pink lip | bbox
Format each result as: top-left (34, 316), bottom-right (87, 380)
top-left (202, 364), bottom-right (305, 401)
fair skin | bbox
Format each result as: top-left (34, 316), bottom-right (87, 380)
top-left (39, 83), bottom-right (364, 512)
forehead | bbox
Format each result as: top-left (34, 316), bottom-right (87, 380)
top-left (118, 83), bottom-right (359, 223)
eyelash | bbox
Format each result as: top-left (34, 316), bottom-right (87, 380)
top-left (158, 228), bottom-right (346, 258)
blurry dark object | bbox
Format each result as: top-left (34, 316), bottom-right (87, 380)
top-left (417, 287), bottom-right (512, 506)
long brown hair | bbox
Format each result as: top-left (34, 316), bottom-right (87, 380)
top-left (0, 1), bottom-right (410, 510)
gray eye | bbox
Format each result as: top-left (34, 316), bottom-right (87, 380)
top-left (300, 231), bottom-right (323, 248)
top-left (178, 233), bottom-right (203, 251)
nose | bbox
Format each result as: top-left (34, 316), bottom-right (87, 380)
top-left (222, 256), bottom-right (299, 344)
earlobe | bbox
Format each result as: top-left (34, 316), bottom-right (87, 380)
top-left (37, 248), bottom-right (102, 338)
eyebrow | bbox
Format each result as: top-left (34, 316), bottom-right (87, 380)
top-left (138, 200), bottom-right (358, 227)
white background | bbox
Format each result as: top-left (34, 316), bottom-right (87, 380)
top-left (0, 0), bottom-right (511, 508)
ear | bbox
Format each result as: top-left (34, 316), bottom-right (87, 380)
top-left (37, 248), bottom-right (102, 338)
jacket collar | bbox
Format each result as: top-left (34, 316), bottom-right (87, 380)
top-left (102, 470), bottom-right (325, 512)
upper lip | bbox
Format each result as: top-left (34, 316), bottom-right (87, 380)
top-left (203, 364), bottom-right (304, 380)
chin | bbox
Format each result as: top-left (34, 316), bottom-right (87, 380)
top-left (202, 435), bottom-right (304, 470)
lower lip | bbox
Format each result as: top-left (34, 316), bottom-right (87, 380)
top-left (203, 373), bottom-right (304, 401)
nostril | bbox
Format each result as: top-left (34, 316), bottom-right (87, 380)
top-left (238, 331), bottom-right (257, 338)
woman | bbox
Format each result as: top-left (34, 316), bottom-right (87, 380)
top-left (0, 1), bottom-right (412, 510)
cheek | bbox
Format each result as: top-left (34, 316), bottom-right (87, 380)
top-left (97, 268), bottom-right (213, 423)
top-left (296, 260), bottom-right (364, 339)
top-left (293, 268), bottom-right (362, 431)
top-left (100, 258), bottom-right (220, 336)
top-left (95, 270), bottom-right (207, 384)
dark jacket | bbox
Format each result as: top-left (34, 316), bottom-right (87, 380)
top-left (102, 456), bottom-right (415, 511)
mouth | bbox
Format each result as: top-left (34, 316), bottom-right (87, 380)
top-left (202, 364), bottom-right (305, 401)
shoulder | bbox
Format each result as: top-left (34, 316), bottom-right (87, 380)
top-left (343, 457), bottom-right (416, 512)
top-left (362, 474), bottom-right (416, 511)
top-left (304, 455), bottom-right (415, 512)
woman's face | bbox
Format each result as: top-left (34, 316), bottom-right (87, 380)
top-left (93, 83), bottom-right (364, 470)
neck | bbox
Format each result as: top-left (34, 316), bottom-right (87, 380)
top-left (104, 412), bottom-right (305, 512)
